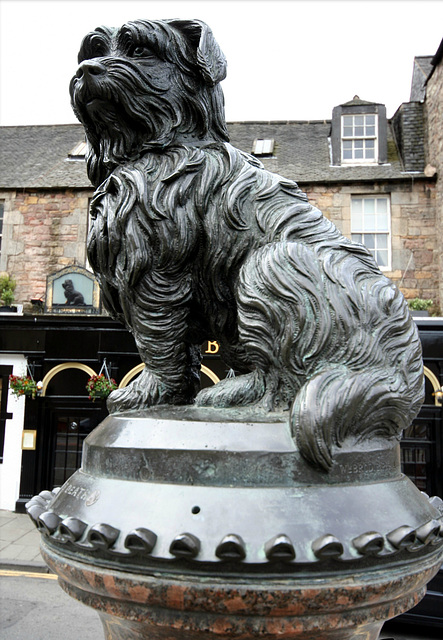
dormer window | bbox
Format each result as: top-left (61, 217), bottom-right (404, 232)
top-left (330, 98), bottom-right (387, 166)
top-left (342, 114), bottom-right (377, 163)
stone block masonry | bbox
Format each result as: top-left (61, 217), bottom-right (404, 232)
top-left (0, 175), bottom-right (439, 310)
top-left (301, 180), bottom-right (439, 308)
top-left (0, 189), bottom-right (92, 307)
top-left (424, 52), bottom-right (443, 311)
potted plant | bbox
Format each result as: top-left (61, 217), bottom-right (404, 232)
top-left (86, 373), bottom-right (118, 401)
top-left (0, 273), bottom-right (17, 312)
top-left (407, 298), bottom-right (434, 317)
top-left (9, 374), bottom-right (39, 399)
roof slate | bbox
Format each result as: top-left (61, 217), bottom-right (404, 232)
top-left (391, 102), bottom-right (425, 172)
top-left (0, 118), bottom-right (422, 191)
top-left (0, 124), bottom-right (88, 189)
top-left (410, 56), bottom-right (434, 101)
top-left (339, 97), bottom-right (382, 107)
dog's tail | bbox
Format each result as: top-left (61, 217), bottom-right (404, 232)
top-left (290, 364), bottom-right (423, 471)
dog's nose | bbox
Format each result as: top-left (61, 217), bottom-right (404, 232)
top-left (76, 59), bottom-right (106, 79)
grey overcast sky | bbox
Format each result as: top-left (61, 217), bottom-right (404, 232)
top-left (0, 0), bottom-right (442, 126)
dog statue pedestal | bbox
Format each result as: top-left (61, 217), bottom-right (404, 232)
top-left (28, 407), bottom-right (443, 640)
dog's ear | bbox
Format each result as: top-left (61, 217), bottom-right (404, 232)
top-left (167, 19), bottom-right (227, 86)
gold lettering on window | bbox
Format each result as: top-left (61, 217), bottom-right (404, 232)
top-left (205, 341), bottom-right (220, 354)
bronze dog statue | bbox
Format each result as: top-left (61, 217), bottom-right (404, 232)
top-left (70, 19), bottom-right (423, 470)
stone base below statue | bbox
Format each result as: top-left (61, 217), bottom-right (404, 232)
top-left (42, 540), bottom-right (439, 640)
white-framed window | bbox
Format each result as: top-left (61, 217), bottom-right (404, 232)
top-left (351, 196), bottom-right (391, 269)
top-left (252, 139), bottom-right (275, 156)
top-left (342, 114), bottom-right (377, 163)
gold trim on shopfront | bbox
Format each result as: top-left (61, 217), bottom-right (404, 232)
top-left (119, 364), bottom-right (220, 388)
top-left (40, 363), bottom-right (97, 396)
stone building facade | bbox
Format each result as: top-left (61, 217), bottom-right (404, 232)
top-left (304, 179), bottom-right (438, 302)
top-left (1, 189), bottom-right (90, 303)
top-left (0, 125), bottom-right (93, 306)
top-left (423, 40), bottom-right (443, 308)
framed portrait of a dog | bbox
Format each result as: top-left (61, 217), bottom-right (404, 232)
top-left (45, 265), bottom-right (101, 314)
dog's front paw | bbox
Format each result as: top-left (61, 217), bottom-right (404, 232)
top-left (107, 367), bottom-right (174, 413)
top-left (195, 371), bottom-right (266, 408)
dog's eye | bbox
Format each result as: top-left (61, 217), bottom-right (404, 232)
top-left (131, 46), bottom-right (152, 58)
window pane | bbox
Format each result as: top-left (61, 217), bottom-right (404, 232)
top-left (254, 140), bottom-right (263, 154)
top-left (364, 233), bottom-right (375, 249)
top-left (366, 125), bottom-right (375, 136)
top-left (262, 139), bottom-right (274, 154)
top-left (364, 214), bottom-right (376, 230)
top-left (354, 140), bottom-right (363, 149)
top-left (352, 198), bottom-right (363, 213)
top-left (363, 199), bottom-right (375, 214)
top-left (355, 148), bottom-right (363, 159)
top-left (343, 126), bottom-right (353, 137)
top-left (377, 234), bottom-right (388, 249)
top-left (355, 126), bottom-right (364, 136)
top-left (351, 234), bottom-right (362, 244)
top-left (355, 116), bottom-right (364, 125)
top-left (365, 140), bottom-right (375, 158)
top-left (376, 250), bottom-right (388, 267)
top-left (366, 115), bottom-right (375, 125)
top-left (376, 198), bottom-right (387, 213)
top-left (377, 213), bottom-right (389, 231)
top-left (343, 140), bottom-right (352, 159)
top-left (352, 213), bottom-right (363, 231)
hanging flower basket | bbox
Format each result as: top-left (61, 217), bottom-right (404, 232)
top-left (86, 373), bottom-right (117, 401)
top-left (9, 374), bottom-right (39, 399)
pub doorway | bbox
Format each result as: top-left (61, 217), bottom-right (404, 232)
top-left (48, 401), bottom-right (106, 488)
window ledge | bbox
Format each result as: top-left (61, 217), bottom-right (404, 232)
top-left (329, 163), bottom-right (391, 168)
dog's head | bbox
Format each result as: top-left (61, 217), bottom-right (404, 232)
top-left (62, 279), bottom-right (74, 292)
top-left (70, 19), bottom-right (229, 186)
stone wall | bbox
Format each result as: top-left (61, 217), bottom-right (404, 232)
top-left (0, 176), bottom-right (439, 311)
top-left (0, 189), bottom-right (92, 307)
top-left (424, 57), bottom-right (443, 310)
top-left (301, 179), bottom-right (439, 307)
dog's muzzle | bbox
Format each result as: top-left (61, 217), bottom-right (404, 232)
top-left (71, 60), bottom-right (110, 113)
top-left (76, 59), bottom-right (107, 81)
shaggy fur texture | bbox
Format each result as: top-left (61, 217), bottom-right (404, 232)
top-left (71, 19), bottom-right (424, 471)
